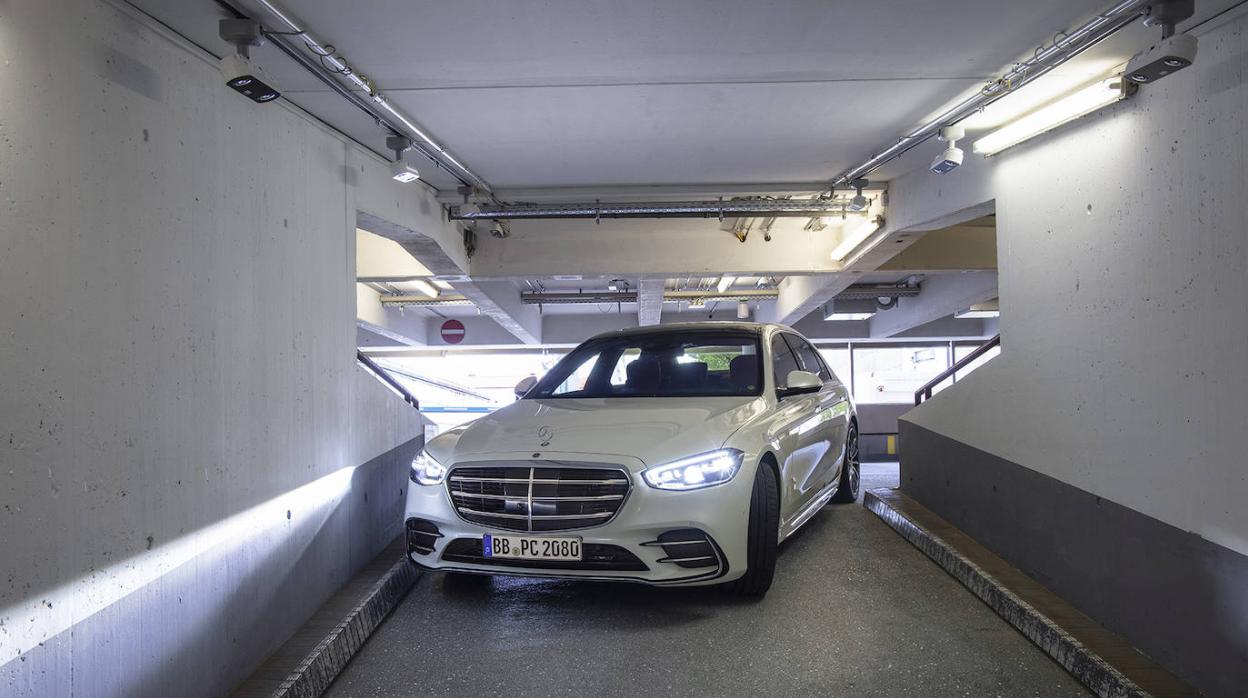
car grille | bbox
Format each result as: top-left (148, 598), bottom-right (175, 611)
top-left (441, 538), bottom-right (648, 572)
top-left (447, 463), bottom-right (631, 532)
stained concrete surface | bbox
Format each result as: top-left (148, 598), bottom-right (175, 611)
top-left (325, 464), bottom-right (1087, 697)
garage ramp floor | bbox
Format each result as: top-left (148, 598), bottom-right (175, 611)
top-left (324, 464), bottom-right (1087, 697)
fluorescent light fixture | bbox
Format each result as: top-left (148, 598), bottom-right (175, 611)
top-left (823, 298), bottom-right (876, 321)
top-left (830, 215), bottom-right (883, 262)
top-left (973, 77), bottom-right (1123, 156)
top-left (431, 278), bottom-right (453, 290)
top-left (716, 275), bottom-right (736, 293)
top-left (955, 300), bottom-right (1000, 319)
top-left (827, 312), bottom-right (874, 321)
top-left (409, 279), bottom-right (438, 297)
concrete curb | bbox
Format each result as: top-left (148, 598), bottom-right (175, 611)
top-left (272, 556), bottom-right (419, 698)
top-left (864, 488), bottom-right (1150, 698)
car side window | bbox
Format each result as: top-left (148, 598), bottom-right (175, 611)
top-left (770, 334), bottom-right (801, 388)
top-left (787, 334), bottom-right (831, 383)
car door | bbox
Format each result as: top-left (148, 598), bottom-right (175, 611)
top-left (769, 333), bottom-right (828, 520)
top-left (786, 334), bottom-right (851, 491)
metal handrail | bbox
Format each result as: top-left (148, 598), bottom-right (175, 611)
top-left (914, 334), bottom-right (1000, 405)
top-left (357, 351), bottom-right (420, 410)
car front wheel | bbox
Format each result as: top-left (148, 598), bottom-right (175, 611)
top-left (722, 461), bottom-right (779, 596)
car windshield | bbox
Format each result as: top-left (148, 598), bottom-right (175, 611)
top-left (527, 330), bottom-right (763, 399)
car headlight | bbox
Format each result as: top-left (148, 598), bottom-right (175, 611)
top-left (642, 449), bottom-right (744, 491)
top-left (410, 450), bottom-right (447, 486)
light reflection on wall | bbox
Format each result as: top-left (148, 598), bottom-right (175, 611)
top-left (0, 466), bottom-right (356, 662)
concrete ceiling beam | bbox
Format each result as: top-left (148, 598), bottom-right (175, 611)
top-left (868, 271), bottom-right (998, 338)
top-left (469, 217), bottom-right (849, 278)
top-left (452, 279), bottom-right (543, 344)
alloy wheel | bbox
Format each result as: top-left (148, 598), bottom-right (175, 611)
top-left (847, 424), bottom-right (860, 498)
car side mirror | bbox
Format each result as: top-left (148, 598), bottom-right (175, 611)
top-left (514, 375), bottom-right (538, 399)
top-left (777, 370), bottom-right (821, 399)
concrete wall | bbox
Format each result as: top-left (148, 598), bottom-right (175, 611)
top-left (903, 9), bottom-right (1248, 557)
top-left (896, 11), bottom-right (1247, 695)
top-left (0, 1), bottom-right (425, 695)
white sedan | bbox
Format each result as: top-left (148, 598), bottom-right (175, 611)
top-left (404, 322), bottom-right (859, 595)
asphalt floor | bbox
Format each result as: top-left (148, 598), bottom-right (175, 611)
top-left (325, 463), bottom-right (1087, 697)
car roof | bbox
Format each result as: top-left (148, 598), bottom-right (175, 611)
top-left (586, 321), bottom-right (796, 341)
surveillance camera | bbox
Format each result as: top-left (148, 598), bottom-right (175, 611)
top-left (931, 145), bottom-right (964, 173)
top-left (485, 220), bottom-right (510, 239)
top-left (221, 54), bottom-right (280, 103)
top-left (845, 178), bottom-right (871, 211)
top-left (930, 125), bottom-right (965, 174)
top-left (1125, 33), bottom-right (1197, 85)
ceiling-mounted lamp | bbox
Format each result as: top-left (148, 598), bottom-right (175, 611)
top-left (972, 76), bottom-right (1126, 156)
top-left (830, 215), bottom-right (884, 262)
top-left (716, 275), bottom-right (736, 293)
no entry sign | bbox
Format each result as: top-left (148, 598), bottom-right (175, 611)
top-left (440, 319), bottom-right (466, 344)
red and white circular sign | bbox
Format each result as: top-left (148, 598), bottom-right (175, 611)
top-left (440, 319), bottom-right (466, 344)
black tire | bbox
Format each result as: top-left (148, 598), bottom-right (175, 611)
top-left (722, 461), bottom-right (780, 596)
top-left (831, 421), bottom-right (861, 504)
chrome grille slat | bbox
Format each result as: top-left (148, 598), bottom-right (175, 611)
top-left (531, 511), bottom-right (615, 520)
top-left (450, 476), bottom-right (628, 485)
top-left (447, 463), bottom-right (631, 532)
top-left (532, 494), bottom-right (625, 502)
top-left (455, 507), bottom-right (529, 520)
top-left (451, 493), bottom-right (624, 502)
top-left (659, 555), bottom-right (716, 564)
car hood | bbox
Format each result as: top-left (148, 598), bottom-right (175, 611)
top-left (431, 396), bottom-right (766, 467)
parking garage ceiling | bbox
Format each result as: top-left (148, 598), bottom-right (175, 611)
top-left (131, 0), bottom-right (1139, 191)
top-left (126, 0), bottom-right (1219, 343)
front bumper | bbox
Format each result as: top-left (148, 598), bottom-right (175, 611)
top-left (403, 451), bottom-right (755, 586)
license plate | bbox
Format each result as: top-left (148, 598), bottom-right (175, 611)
top-left (482, 534), bottom-right (582, 561)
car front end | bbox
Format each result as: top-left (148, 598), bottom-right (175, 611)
top-left (404, 443), bottom-right (762, 586)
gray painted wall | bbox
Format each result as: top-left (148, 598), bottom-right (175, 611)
top-left (0, 1), bottom-right (425, 695)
